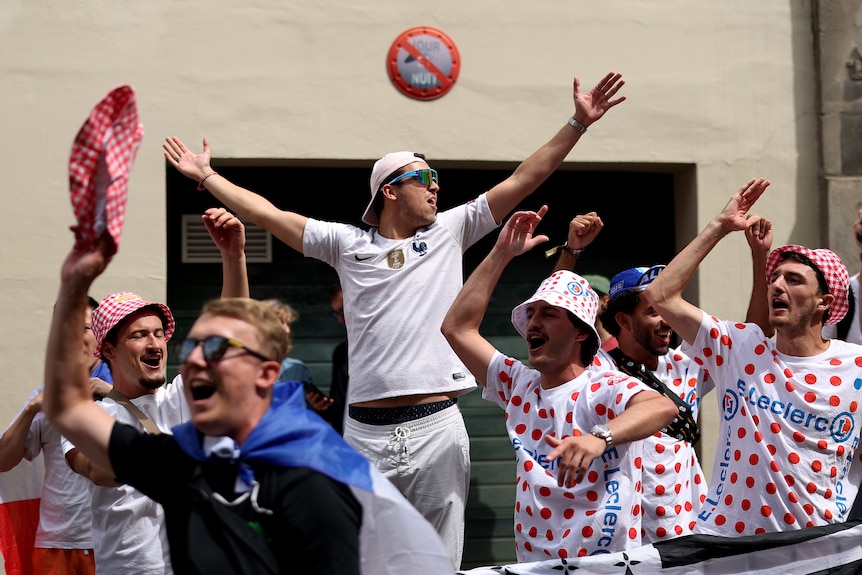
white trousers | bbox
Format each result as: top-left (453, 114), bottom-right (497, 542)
top-left (344, 403), bottom-right (470, 568)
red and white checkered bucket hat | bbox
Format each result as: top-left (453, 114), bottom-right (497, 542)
top-left (765, 244), bottom-right (850, 326)
top-left (91, 292), bottom-right (175, 358)
top-left (511, 270), bottom-right (600, 343)
top-left (69, 85), bottom-right (144, 252)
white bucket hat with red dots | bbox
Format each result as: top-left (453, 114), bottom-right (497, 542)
top-left (511, 270), bottom-right (600, 343)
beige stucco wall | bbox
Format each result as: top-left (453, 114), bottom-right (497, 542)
top-left (0, 0), bottom-right (818, 562)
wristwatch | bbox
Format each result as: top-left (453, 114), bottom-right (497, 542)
top-left (589, 424), bottom-right (614, 450)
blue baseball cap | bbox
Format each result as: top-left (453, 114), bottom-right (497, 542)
top-left (608, 265), bottom-right (666, 299)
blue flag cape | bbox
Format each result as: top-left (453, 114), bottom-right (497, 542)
top-left (171, 380), bottom-right (373, 492)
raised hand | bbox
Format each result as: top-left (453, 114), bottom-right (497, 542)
top-left (61, 234), bottom-right (115, 289)
top-left (717, 178), bottom-right (770, 234)
top-left (573, 72), bottom-right (627, 126)
top-left (202, 207), bottom-right (246, 258)
top-left (164, 137), bottom-right (212, 182)
top-left (745, 214), bottom-right (773, 258)
top-left (494, 205), bottom-right (550, 258)
top-left (565, 212), bottom-right (603, 251)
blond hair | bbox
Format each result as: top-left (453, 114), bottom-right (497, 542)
top-left (201, 298), bottom-right (288, 361)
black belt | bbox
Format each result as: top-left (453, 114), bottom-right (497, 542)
top-left (349, 398), bottom-right (457, 426)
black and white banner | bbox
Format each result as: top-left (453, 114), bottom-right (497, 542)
top-left (459, 521), bottom-right (862, 575)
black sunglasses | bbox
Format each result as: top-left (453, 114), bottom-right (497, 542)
top-left (179, 336), bottom-right (272, 364)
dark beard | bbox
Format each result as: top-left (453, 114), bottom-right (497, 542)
top-left (139, 375), bottom-right (167, 390)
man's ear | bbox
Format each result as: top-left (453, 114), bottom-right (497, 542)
top-left (818, 293), bottom-right (835, 315)
top-left (615, 311), bottom-right (632, 333)
top-left (256, 361), bottom-right (281, 392)
top-left (101, 343), bottom-right (115, 363)
top-left (380, 183), bottom-right (398, 200)
top-left (572, 327), bottom-right (589, 344)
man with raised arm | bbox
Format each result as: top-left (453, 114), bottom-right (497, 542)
top-left (554, 211), bottom-right (772, 542)
top-left (643, 178), bottom-right (862, 535)
top-left (59, 208), bottom-right (248, 575)
top-left (441, 207), bottom-right (676, 560)
top-left (165, 72), bottom-right (626, 565)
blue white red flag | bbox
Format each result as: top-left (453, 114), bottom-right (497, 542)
top-left (0, 389), bottom-right (44, 575)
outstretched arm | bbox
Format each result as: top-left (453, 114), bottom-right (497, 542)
top-left (442, 207), bottom-right (549, 386)
top-left (643, 178), bottom-right (770, 344)
top-left (552, 211), bottom-right (604, 272)
top-left (0, 392), bottom-right (42, 472)
top-left (545, 390), bottom-right (676, 488)
top-left (43, 236), bottom-right (119, 476)
top-left (744, 215), bottom-right (774, 336)
top-left (485, 73), bottom-right (626, 222)
top-left (165, 137), bottom-right (308, 253)
top-left (202, 207), bottom-right (250, 298)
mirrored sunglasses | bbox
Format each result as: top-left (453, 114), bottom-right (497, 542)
top-left (179, 336), bottom-right (271, 364)
top-left (385, 168), bottom-right (438, 188)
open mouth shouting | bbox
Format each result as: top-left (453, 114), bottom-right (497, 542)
top-left (190, 379), bottom-right (217, 401)
top-left (527, 332), bottom-right (548, 353)
top-left (141, 353), bottom-right (162, 369)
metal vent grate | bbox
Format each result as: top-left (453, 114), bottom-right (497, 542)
top-left (181, 214), bottom-right (272, 263)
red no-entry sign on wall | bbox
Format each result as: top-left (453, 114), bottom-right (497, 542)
top-left (387, 27), bottom-right (460, 101)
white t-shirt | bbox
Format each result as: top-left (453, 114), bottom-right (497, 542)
top-left (690, 312), bottom-right (862, 536)
top-left (62, 376), bottom-right (189, 575)
top-left (302, 194), bottom-right (498, 404)
top-left (592, 348), bottom-right (708, 543)
top-left (823, 275), bottom-right (862, 344)
top-left (17, 387), bottom-right (93, 549)
top-left (485, 351), bottom-right (655, 562)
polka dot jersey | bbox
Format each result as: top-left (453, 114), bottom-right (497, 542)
top-left (691, 312), bottom-right (862, 536)
top-left (485, 351), bottom-right (655, 562)
top-left (592, 348), bottom-right (708, 543)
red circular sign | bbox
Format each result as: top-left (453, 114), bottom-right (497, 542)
top-left (387, 27), bottom-right (460, 101)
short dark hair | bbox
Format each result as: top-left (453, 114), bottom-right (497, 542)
top-left (601, 290), bottom-right (642, 337)
top-left (87, 296), bottom-right (99, 311)
top-left (372, 153), bottom-right (427, 220)
top-left (567, 311), bottom-right (599, 365)
top-left (779, 252), bottom-right (831, 323)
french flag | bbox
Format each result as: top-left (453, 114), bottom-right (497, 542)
top-left (0, 389), bottom-right (44, 575)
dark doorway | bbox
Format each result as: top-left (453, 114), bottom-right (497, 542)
top-left (166, 161), bottom-right (679, 568)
